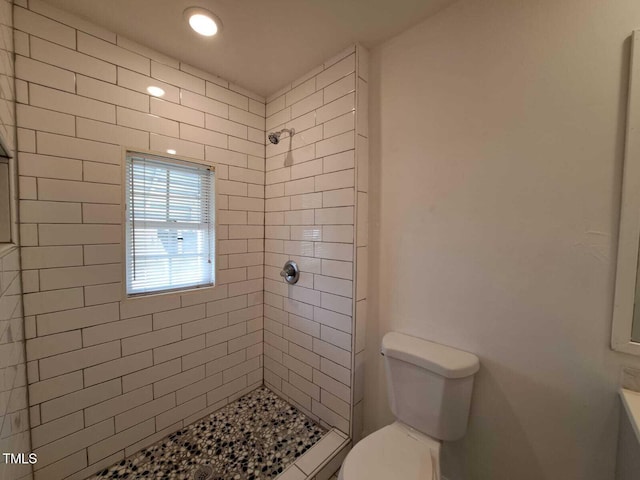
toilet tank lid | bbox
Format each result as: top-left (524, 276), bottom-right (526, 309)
top-left (381, 332), bottom-right (480, 378)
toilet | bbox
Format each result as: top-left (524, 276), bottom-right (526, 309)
top-left (339, 331), bottom-right (480, 480)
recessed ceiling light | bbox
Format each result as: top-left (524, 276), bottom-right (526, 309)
top-left (167, 149), bottom-right (177, 155)
top-left (146, 86), bottom-right (165, 97)
top-left (184, 7), bottom-right (221, 37)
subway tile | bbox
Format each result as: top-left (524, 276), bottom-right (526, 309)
top-left (16, 104), bottom-right (75, 136)
top-left (154, 365), bottom-right (205, 398)
top-left (206, 114), bottom-right (247, 138)
top-left (321, 324), bottom-right (352, 351)
top-left (206, 82), bottom-right (248, 110)
top-left (321, 389), bottom-right (350, 419)
top-left (83, 316), bottom-right (152, 347)
top-left (23, 287), bottom-right (84, 316)
top-left (31, 411), bottom-right (84, 448)
top-left (118, 68), bottom-right (180, 103)
top-left (285, 78), bottom-right (316, 107)
top-left (40, 379), bottom-right (121, 423)
top-left (154, 335), bottom-right (205, 364)
top-left (20, 200), bottom-right (81, 224)
top-left (229, 136), bottom-right (263, 157)
top-left (323, 188), bottom-right (354, 208)
top-left (177, 372), bottom-right (224, 404)
top-left (357, 78), bottom-right (369, 137)
top-left (85, 386), bottom-right (153, 426)
top-left (151, 97), bottom-right (204, 127)
top-left (152, 61), bottom-right (205, 94)
top-left (83, 161), bottom-right (122, 185)
top-left (26, 330), bottom-right (81, 360)
top-left (249, 99), bottom-right (265, 117)
top-left (181, 90), bottom-right (228, 118)
top-left (85, 282), bottom-right (122, 306)
top-left (316, 131), bottom-right (354, 158)
top-left (153, 304), bottom-right (206, 330)
top-left (321, 356), bottom-right (351, 386)
top-left (78, 75), bottom-right (149, 112)
top-left (324, 73), bottom-right (355, 104)
top-left (284, 209), bottom-right (315, 226)
top-left (229, 166), bottom-right (264, 185)
top-left (29, 0), bottom-right (116, 42)
top-left (117, 106), bottom-right (179, 137)
top-left (37, 303), bottom-right (120, 336)
top-left (312, 400), bottom-right (349, 434)
top-left (33, 449), bottom-right (86, 480)
top-left (322, 225), bottom-right (353, 243)
top-left (87, 418), bottom-right (155, 465)
top-left (37, 132), bottom-right (121, 165)
top-left (317, 54), bottom-right (356, 90)
top-left (121, 326), bottom-right (181, 356)
top-left (291, 159), bottom-right (323, 181)
top-left (291, 91), bottom-right (323, 120)
top-left (34, 420), bottom-right (114, 471)
top-left (84, 351), bottom-right (153, 387)
top-left (323, 111), bottom-right (355, 138)
top-left (39, 263), bottom-right (120, 291)
top-left (315, 169), bottom-right (354, 192)
top-left (182, 342), bottom-right (227, 371)
top-left (181, 63), bottom-right (227, 87)
top-left (39, 340), bottom-right (120, 380)
top-left (31, 84), bottom-right (115, 123)
top-left (118, 36), bottom-right (178, 68)
top-left (320, 292), bottom-right (352, 316)
top-left (315, 207), bottom-right (354, 225)
top-left (114, 394), bottom-right (175, 432)
top-left (314, 242), bottom-right (353, 261)
top-left (317, 94), bottom-right (355, 126)
top-left (229, 106), bottom-right (264, 130)
top-left (122, 359), bottom-right (181, 392)
top-left (38, 178), bottom-right (119, 204)
top-left (180, 123), bottom-right (227, 147)
top-left (321, 259), bottom-right (353, 281)
top-left (206, 376), bottom-right (247, 405)
top-left (14, 7), bottom-right (75, 48)
top-left (266, 107), bottom-right (290, 132)
top-left (313, 369), bottom-right (350, 402)
top-left (78, 32), bottom-right (150, 75)
top-left (16, 55), bottom-right (75, 92)
top-left (150, 134), bottom-right (204, 159)
top-left (205, 146), bottom-right (247, 168)
top-left (156, 395), bottom-right (206, 430)
top-left (82, 204), bottom-right (121, 224)
top-left (28, 370), bottom-right (82, 405)
top-left (182, 312), bottom-right (228, 339)
top-left (31, 37), bottom-right (116, 82)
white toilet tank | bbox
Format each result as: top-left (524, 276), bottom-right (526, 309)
top-left (382, 332), bottom-right (480, 441)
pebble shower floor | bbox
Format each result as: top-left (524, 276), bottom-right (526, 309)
top-left (87, 387), bottom-right (327, 480)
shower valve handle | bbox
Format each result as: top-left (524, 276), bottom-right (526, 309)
top-left (280, 260), bottom-right (300, 285)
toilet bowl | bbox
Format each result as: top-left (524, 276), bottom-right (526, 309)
top-left (339, 332), bottom-right (479, 480)
top-left (338, 422), bottom-right (440, 480)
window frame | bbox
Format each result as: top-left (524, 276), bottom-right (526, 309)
top-left (121, 148), bottom-right (218, 300)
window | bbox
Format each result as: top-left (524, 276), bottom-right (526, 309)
top-left (125, 151), bottom-right (215, 296)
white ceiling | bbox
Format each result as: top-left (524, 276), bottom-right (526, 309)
top-left (43, 0), bottom-right (455, 98)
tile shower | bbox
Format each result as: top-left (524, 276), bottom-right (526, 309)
top-left (0, 1), bottom-right (368, 479)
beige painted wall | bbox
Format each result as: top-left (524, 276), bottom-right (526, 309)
top-left (366, 0), bottom-right (640, 479)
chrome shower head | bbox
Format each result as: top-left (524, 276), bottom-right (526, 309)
top-left (267, 128), bottom-right (294, 145)
top-left (268, 132), bottom-right (281, 144)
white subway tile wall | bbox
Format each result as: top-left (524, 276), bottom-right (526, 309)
top-left (0, 0), bottom-right (32, 478)
top-left (15, 2), bottom-right (265, 479)
top-left (263, 44), bottom-right (368, 438)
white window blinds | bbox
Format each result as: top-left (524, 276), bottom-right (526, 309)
top-left (125, 152), bottom-right (215, 296)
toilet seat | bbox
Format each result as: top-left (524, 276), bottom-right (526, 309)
top-left (338, 422), bottom-right (441, 480)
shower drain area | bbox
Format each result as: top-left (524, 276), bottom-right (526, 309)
top-left (87, 387), bottom-right (327, 480)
